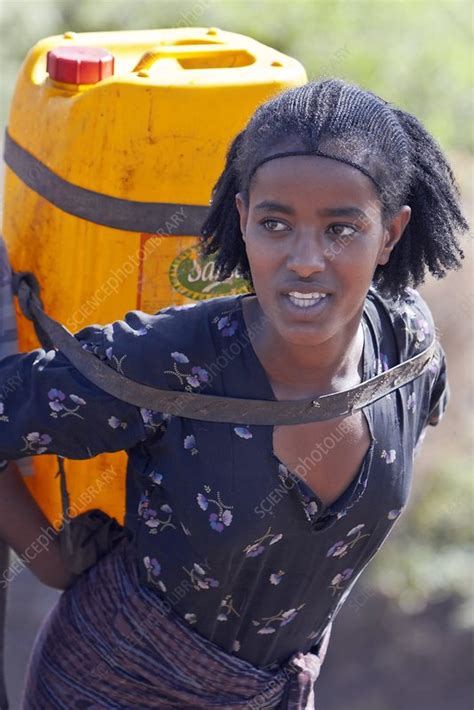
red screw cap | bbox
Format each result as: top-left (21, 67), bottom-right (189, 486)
top-left (46, 46), bottom-right (114, 85)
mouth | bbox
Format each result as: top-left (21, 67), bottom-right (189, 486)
top-left (282, 290), bottom-right (332, 317)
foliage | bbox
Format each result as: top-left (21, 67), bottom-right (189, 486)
top-left (0, 0), bottom-right (472, 151)
top-left (368, 452), bottom-right (474, 627)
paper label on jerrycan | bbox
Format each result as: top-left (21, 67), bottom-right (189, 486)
top-left (137, 235), bottom-right (249, 312)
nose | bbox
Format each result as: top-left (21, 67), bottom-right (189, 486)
top-left (286, 230), bottom-right (326, 278)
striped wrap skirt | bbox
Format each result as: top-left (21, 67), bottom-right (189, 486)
top-left (22, 540), bottom-right (331, 709)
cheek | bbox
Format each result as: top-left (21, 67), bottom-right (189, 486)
top-left (327, 234), bottom-right (380, 274)
top-left (244, 234), bottom-right (282, 274)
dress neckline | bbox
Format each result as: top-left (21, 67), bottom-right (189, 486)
top-left (234, 293), bottom-right (376, 527)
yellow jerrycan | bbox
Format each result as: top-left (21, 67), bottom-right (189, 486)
top-left (2, 27), bottom-right (307, 527)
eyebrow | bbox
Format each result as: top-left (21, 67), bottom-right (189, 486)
top-left (254, 201), bottom-right (368, 220)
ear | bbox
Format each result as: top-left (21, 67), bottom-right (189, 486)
top-left (235, 192), bottom-right (249, 241)
top-left (377, 205), bottom-right (412, 266)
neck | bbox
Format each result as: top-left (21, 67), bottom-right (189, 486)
top-left (242, 296), bottom-right (365, 395)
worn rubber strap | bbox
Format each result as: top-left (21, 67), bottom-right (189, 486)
top-left (14, 276), bottom-right (437, 425)
top-left (3, 130), bottom-right (208, 235)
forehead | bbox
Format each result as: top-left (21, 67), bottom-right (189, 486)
top-left (249, 154), bottom-right (379, 206)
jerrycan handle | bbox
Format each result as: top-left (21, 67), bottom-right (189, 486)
top-left (132, 44), bottom-right (256, 72)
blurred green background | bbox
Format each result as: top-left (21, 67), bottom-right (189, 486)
top-left (1, 1), bottom-right (472, 709)
top-left (1, 0), bottom-right (472, 151)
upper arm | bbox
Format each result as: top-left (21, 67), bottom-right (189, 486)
top-left (0, 321), bottom-right (151, 468)
top-left (374, 287), bottom-right (450, 453)
top-left (0, 238), bottom-right (162, 469)
top-left (425, 341), bottom-right (449, 428)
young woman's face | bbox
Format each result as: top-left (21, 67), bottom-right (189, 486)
top-left (235, 154), bottom-right (410, 347)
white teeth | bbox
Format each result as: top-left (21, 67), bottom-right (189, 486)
top-left (288, 291), bottom-right (327, 299)
top-left (287, 292), bottom-right (328, 308)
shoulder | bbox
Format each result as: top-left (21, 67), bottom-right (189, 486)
top-left (73, 295), bottom-right (242, 386)
top-left (144, 294), bottom-right (242, 354)
top-left (365, 286), bottom-right (436, 361)
top-left (155, 296), bottom-right (243, 324)
top-left (366, 286), bottom-right (448, 430)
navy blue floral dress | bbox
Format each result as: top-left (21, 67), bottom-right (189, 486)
top-left (0, 286), bottom-right (447, 668)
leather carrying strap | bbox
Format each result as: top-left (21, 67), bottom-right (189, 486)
top-left (12, 271), bottom-right (437, 426)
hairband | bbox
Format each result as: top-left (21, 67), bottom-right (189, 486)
top-left (248, 150), bottom-right (382, 194)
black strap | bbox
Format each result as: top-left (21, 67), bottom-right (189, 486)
top-left (12, 272), bottom-right (437, 426)
top-left (4, 130), bottom-right (208, 235)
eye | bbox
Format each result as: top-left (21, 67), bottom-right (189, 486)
top-left (261, 219), bottom-right (288, 232)
top-left (327, 224), bottom-right (358, 238)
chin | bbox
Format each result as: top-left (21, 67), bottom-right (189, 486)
top-left (276, 321), bottom-right (335, 347)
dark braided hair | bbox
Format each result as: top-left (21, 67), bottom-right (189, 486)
top-left (201, 79), bottom-right (468, 298)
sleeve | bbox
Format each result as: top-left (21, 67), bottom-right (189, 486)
top-left (374, 286), bottom-right (450, 452)
top-left (0, 237), bottom-right (34, 476)
top-left (413, 340), bottom-right (450, 456)
top-left (0, 322), bottom-right (152, 472)
top-left (425, 341), bottom-right (449, 428)
top-left (387, 286), bottom-right (450, 429)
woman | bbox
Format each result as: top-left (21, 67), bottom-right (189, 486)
top-left (0, 79), bottom-right (468, 708)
